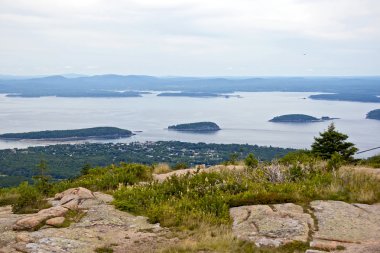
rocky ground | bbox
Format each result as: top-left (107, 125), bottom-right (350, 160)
top-left (0, 188), bottom-right (178, 253)
top-left (230, 201), bottom-right (380, 253)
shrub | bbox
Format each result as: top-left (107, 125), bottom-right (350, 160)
top-left (327, 152), bottom-right (344, 171)
top-left (173, 162), bottom-right (189, 170)
top-left (12, 182), bottom-right (51, 214)
top-left (51, 163), bottom-right (153, 194)
top-left (244, 153), bottom-right (258, 169)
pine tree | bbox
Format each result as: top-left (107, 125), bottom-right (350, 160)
top-left (311, 123), bottom-right (357, 160)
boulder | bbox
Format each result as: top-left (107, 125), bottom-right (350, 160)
top-left (62, 199), bottom-right (79, 210)
top-left (37, 206), bottom-right (68, 218)
top-left (46, 217), bottom-right (65, 227)
top-left (55, 187), bottom-right (94, 202)
top-left (13, 215), bottom-right (49, 231)
top-left (230, 203), bottom-right (313, 247)
top-left (13, 206), bottom-right (68, 231)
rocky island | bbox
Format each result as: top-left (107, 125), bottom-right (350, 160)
top-left (366, 109), bottom-right (380, 120)
top-left (168, 122), bottom-right (221, 132)
top-left (269, 114), bottom-right (337, 123)
top-left (0, 127), bottom-right (134, 141)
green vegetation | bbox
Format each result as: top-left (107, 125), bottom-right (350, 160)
top-left (0, 127), bottom-right (133, 140)
top-left (94, 246), bottom-right (114, 253)
top-left (244, 153), bottom-right (258, 169)
top-left (12, 182), bottom-right (51, 214)
top-left (360, 154), bottom-right (380, 168)
top-left (51, 163), bottom-right (152, 194)
top-left (168, 122), bottom-right (221, 131)
top-left (311, 123), bottom-right (358, 160)
top-left (366, 109), bottom-right (380, 120)
top-left (0, 141), bottom-right (294, 187)
top-left (113, 162), bottom-right (380, 230)
top-left (0, 163), bottom-right (152, 215)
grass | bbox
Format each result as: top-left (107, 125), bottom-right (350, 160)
top-left (55, 210), bottom-right (86, 228)
top-left (0, 187), bottom-right (19, 206)
top-left (114, 163), bottom-right (380, 230)
top-left (153, 163), bottom-right (172, 174)
top-left (159, 223), bottom-right (309, 253)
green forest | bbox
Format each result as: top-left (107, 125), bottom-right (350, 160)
top-left (0, 141), bottom-right (294, 187)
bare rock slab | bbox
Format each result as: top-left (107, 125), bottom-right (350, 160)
top-left (230, 203), bottom-right (313, 247)
top-left (310, 200), bottom-right (380, 252)
top-left (311, 200), bottom-right (380, 243)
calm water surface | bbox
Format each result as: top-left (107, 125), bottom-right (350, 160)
top-left (1, 92), bottom-right (379, 157)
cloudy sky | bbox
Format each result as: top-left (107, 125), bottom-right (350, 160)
top-left (1, 0), bottom-right (379, 76)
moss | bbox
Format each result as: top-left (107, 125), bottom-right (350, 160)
top-left (94, 246), bottom-right (114, 253)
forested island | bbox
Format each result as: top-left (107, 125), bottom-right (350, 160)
top-left (309, 93), bottom-right (380, 103)
top-left (168, 122), bottom-right (221, 132)
top-left (0, 141), bottom-right (294, 187)
top-left (366, 109), bottom-right (380, 120)
top-left (269, 114), bottom-right (336, 123)
top-left (0, 127), bottom-right (133, 140)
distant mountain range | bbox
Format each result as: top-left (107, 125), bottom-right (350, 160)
top-left (0, 75), bottom-right (379, 102)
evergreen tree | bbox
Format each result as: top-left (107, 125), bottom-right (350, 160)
top-left (311, 123), bottom-right (357, 160)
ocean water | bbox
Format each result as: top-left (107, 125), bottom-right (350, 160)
top-left (0, 92), bottom-right (379, 157)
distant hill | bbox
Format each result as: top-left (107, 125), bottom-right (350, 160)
top-left (366, 109), bottom-right (380, 120)
top-left (0, 127), bottom-right (133, 140)
top-left (168, 122), bottom-right (221, 132)
top-left (0, 75), bottom-right (379, 100)
top-left (269, 114), bottom-right (333, 123)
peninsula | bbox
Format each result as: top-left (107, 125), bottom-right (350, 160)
top-left (168, 122), bottom-right (221, 132)
top-left (366, 109), bottom-right (380, 120)
top-left (269, 114), bottom-right (337, 123)
top-left (157, 92), bottom-right (240, 98)
top-left (0, 127), bottom-right (134, 141)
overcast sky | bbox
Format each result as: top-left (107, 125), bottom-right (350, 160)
top-left (1, 0), bottom-right (379, 76)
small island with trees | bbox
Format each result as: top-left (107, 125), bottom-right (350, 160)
top-left (0, 127), bottom-right (134, 141)
top-left (366, 109), bottom-right (380, 120)
top-left (269, 114), bottom-right (337, 123)
top-left (168, 122), bottom-right (221, 132)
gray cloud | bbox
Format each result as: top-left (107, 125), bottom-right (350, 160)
top-left (0, 0), bottom-right (379, 76)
